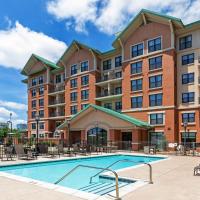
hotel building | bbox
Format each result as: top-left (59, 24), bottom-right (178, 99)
top-left (21, 9), bottom-right (200, 150)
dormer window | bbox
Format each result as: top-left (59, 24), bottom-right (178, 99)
top-left (71, 64), bottom-right (77, 75)
top-left (131, 43), bottom-right (143, 57)
top-left (148, 37), bottom-right (161, 53)
top-left (38, 76), bottom-right (44, 84)
top-left (81, 61), bottom-right (89, 72)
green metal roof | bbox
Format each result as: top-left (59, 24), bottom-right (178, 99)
top-left (113, 9), bottom-right (183, 46)
top-left (33, 54), bottom-right (60, 69)
top-left (70, 104), bottom-right (151, 129)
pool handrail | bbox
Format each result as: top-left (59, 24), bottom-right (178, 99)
top-left (89, 159), bottom-right (153, 184)
top-left (54, 164), bottom-right (120, 200)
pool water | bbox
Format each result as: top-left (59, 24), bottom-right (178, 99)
top-left (0, 155), bottom-right (164, 191)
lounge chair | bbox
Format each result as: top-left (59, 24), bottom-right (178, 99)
top-left (47, 146), bottom-right (60, 158)
top-left (194, 164), bottom-right (200, 176)
top-left (15, 144), bottom-right (37, 160)
top-left (1, 146), bottom-right (15, 161)
top-left (38, 144), bottom-right (48, 156)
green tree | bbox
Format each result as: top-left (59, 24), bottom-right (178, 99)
top-left (0, 127), bottom-right (9, 138)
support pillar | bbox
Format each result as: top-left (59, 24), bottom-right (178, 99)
top-left (132, 129), bottom-right (140, 151)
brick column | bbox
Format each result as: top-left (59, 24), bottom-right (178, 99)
top-left (81, 130), bottom-right (86, 142)
top-left (132, 129), bottom-right (140, 151)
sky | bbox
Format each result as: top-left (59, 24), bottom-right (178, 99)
top-left (0, 0), bottom-right (199, 127)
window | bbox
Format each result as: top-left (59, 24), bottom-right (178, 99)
top-left (115, 87), bottom-right (122, 94)
top-left (81, 75), bottom-right (89, 86)
top-left (131, 96), bottom-right (143, 108)
top-left (182, 113), bottom-right (195, 123)
top-left (115, 101), bottom-right (122, 111)
top-left (70, 79), bottom-right (77, 88)
top-left (182, 92), bottom-right (194, 103)
top-left (39, 99), bottom-right (44, 107)
top-left (39, 87), bottom-right (44, 96)
top-left (71, 105), bottom-right (77, 115)
top-left (70, 92), bottom-right (77, 102)
top-left (148, 37), bottom-right (161, 53)
top-left (32, 89), bottom-right (36, 97)
top-left (81, 104), bottom-right (89, 110)
top-left (182, 73), bottom-right (194, 84)
top-left (31, 123), bottom-right (36, 130)
top-left (81, 61), bottom-right (89, 72)
top-left (71, 64), bottom-right (77, 75)
top-left (182, 53), bottom-right (194, 65)
top-left (150, 113), bottom-right (164, 125)
top-left (149, 75), bottom-right (162, 88)
top-left (81, 90), bottom-right (89, 100)
top-left (179, 35), bottom-right (192, 50)
top-left (39, 122), bottom-right (44, 130)
top-left (104, 103), bottom-right (112, 109)
top-left (131, 79), bottom-right (142, 91)
top-left (115, 71), bottom-right (122, 78)
top-left (131, 43), bottom-right (143, 57)
top-left (55, 74), bottom-right (61, 83)
top-left (150, 132), bottom-right (165, 150)
top-left (32, 100), bottom-right (36, 109)
top-left (149, 93), bottom-right (163, 106)
top-left (115, 56), bottom-right (122, 67)
top-left (131, 61), bottom-right (142, 74)
top-left (39, 110), bottom-right (44, 118)
top-left (149, 56), bottom-right (162, 70)
top-left (38, 76), bottom-right (44, 84)
top-left (32, 111), bottom-right (36, 119)
top-left (103, 59), bottom-right (112, 70)
top-left (31, 78), bottom-right (37, 86)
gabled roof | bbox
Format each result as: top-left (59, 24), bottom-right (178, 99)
top-left (58, 40), bottom-right (101, 64)
top-left (21, 54), bottom-right (60, 76)
top-left (58, 104), bottom-right (151, 130)
top-left (112, 9), bottom-right (184, 48)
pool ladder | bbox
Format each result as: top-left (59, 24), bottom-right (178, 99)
top-left (90, 159), bottom-right (153, 184)
top-left (54, 159), bottom-right (153, 200)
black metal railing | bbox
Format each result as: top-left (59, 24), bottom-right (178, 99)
top-left (49, 85), bottom-right (65, 93)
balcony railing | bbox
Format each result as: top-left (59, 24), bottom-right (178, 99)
top-left (49, 85), bottom-right (65, 93)
top-left (49, 111), bottom-right (65, 117)
top-left (96, 90), bottom-right (122, 98)
top-left (49, 99), bottom-right (65, 105)
top-left (96, 72), bottom-right (122, 83)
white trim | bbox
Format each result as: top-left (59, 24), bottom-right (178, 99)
top-left (180, 130), bottom-right (197, 133)
top-left (180, 110), bottom-right (196, 114)
top-left (122, 105), bottom-right (175, 113)
top-left (147, 110), bottom-right (166, 114)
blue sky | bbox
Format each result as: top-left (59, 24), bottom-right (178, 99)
top-left (0, 0), bottom-right (199, 126)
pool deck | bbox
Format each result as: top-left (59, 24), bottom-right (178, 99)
top-left (0, 153), bottom-right (199, 200)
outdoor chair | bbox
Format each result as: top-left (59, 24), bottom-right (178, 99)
top-left (14, 144), bottom-right (37, 160)
top-left (63, 146), bottom-right (76, 157)
top-left (194, 164), bottom-right (200, 176)
top-left (47, 146), bottom-right (60, 158)
top-left (1, 146), bottom-right (15, 161)
top-left (38, 144), bottom-right (48, 156)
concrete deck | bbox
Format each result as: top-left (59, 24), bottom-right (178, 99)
top-left (0, 154), bottom-right (199, 200)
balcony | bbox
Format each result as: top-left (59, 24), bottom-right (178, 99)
top-left (48, 85), bottom-right (65, 95)
top-left (95, 90), bottom-right (122, 101)
top-left (48, 99), bottom-right (65, 107)
top-left (96, 71), bottom-right (122, 86)
top-left (49, 111), bottom-right (65, 118)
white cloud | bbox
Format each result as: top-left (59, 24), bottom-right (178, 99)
top-left (0, 21), bottom-right (67, 69)
top-left (47, 0), bottom-right (200, 35)
top-left (0, 107), bottom-right (17, 118)
top-left (47, 0), bottom-right (98, 33)
top-left (0, 100), bottom-right (27, 110)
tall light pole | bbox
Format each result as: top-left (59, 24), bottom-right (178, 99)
top-left (67, 120), bottom-right (70, 146)
top-left (183, 121), bottom-right (188, 155)
top-left (35, 114), bottom-right (40, 153)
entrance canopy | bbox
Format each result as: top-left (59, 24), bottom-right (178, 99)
top-left (57, 104), bottom-right (151, 131)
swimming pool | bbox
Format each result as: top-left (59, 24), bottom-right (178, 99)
top-left (0, 154), bottom-right (165, 196)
